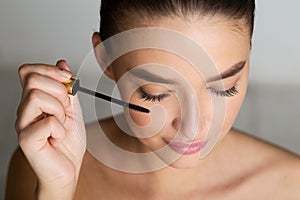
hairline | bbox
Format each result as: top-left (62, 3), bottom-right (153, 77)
top-left (112, 12), bottom-right (253, 41)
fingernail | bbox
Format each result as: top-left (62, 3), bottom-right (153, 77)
top-left (58, 68), bottom-right (72, 79)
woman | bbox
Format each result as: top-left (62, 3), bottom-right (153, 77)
top-left (6, 0), bottom-right (300, 199)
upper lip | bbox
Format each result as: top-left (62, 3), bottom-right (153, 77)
top-left (164, 139), bottom-right (206, 146)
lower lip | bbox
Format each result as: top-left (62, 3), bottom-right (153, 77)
top-left (165, 140), bottom-right (207, 155)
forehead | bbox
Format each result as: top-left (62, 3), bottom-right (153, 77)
top-left (111, 17), bottom-right (251, 73)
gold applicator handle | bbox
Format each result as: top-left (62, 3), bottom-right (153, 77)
top-left (62, 77), bottom-right (80, 96)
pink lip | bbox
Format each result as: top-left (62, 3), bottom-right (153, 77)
top-left (165, 140), bottom-right (207, 155)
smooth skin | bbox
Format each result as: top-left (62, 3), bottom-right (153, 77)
top-left (6, 16), bottom-right (300, 199)
top-left (10, 61), bottom-right (86, 199)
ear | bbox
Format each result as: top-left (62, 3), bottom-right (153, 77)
top-left (92, 32), bottom-right (115, 80)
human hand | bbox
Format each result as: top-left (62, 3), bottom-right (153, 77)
top-left (15, 60), bottom-right (86, 199)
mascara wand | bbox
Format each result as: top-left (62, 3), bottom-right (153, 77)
top-left (63, 77), bottom-right (150, 113)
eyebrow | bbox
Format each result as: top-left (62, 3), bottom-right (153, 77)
top-left (207, 61), bottom-right (246, 82)
top-left (129, 61), bottom-right (246, 84)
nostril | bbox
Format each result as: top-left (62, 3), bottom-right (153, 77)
top-left (172, 118), bottom-right (181, 131)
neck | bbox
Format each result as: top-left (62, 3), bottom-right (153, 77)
top-left (101, 114), bottom-right (233, 194)
top-left (139, 141), bottom-right (227, 195)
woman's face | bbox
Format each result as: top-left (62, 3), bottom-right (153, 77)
top-left (97, 16), bottom-right (251, 169)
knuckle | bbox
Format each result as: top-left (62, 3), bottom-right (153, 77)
top-left (18, 64), bottom-right (29, 76)
top-left (25, 73), bottom-right (40, 88)
top-left (27, 89), bottom-right (41, 104)
top-left (18, 130), bottom-right (29, 149)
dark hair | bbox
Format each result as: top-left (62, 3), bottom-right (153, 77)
top-left (100, 0), bottom-right (255, 41)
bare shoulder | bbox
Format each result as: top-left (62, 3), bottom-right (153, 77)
top-left (228, 129), bottom-right (300, 198)
top-left (229, 128), bottom-right (300, 160)
top-left (85, 117), bottom-right (118, 143)
top-left (5, 147), bottom-right (37, 199)
top-left (86, 117), bottom-right (116, 134)
top-left (86, 116), bottom-right (140, 152)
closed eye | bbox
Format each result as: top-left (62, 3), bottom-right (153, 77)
top-left (208, 85), bottom-right (239, 97)
top-left (138, 88), bottom-right (171, 102)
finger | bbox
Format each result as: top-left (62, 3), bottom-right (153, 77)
top-left (16, 89), bottom-right (66, 133)
top-left (21, 73), bottom-right (70, 108)
top-left (56, 59), bottom-right (72, 72)
top-left (18, 63), bottom-right (72, 87)
top-left (18, 115), bottom-right (66, 153)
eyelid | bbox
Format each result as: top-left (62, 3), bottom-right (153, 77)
top-left (138, 83), bottom-right (175, 93)
top-left (208, 85), bottom-right (239, 97)
top-left (139, 87), bottom-right (173, 96)
top-left (207, 76), bottom-right (241, 97)
top-left (207, 75), bottom-right (241, 88)
top-left (138, 88), bottom-right (171, 102)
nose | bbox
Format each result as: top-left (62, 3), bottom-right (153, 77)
top-left (171, 91), bottom-right (210, 141)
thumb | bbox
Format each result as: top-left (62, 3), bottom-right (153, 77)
top-left (56, 59), bottom-right (72, 72)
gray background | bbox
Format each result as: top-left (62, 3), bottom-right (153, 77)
top-left (0, 0), bottom-right (300, 198)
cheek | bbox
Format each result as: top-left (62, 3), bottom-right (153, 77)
top-left (225, 100), bottom-right (242, 126)
top-left (129, 109), bottom-right (151, 127)
top-left (222, 80), bottom-right (248, 134)
top-left (127, 91), bottom-right (156, 127)
top-left (128, 92), bottom-right (180, 128)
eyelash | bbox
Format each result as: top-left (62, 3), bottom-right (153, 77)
top-left (208, 86), bottom-right (239, 97)
top-left (139, 85), bottom-right (239, 102)
top-left (139, 88), bottom-right (170, 102)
